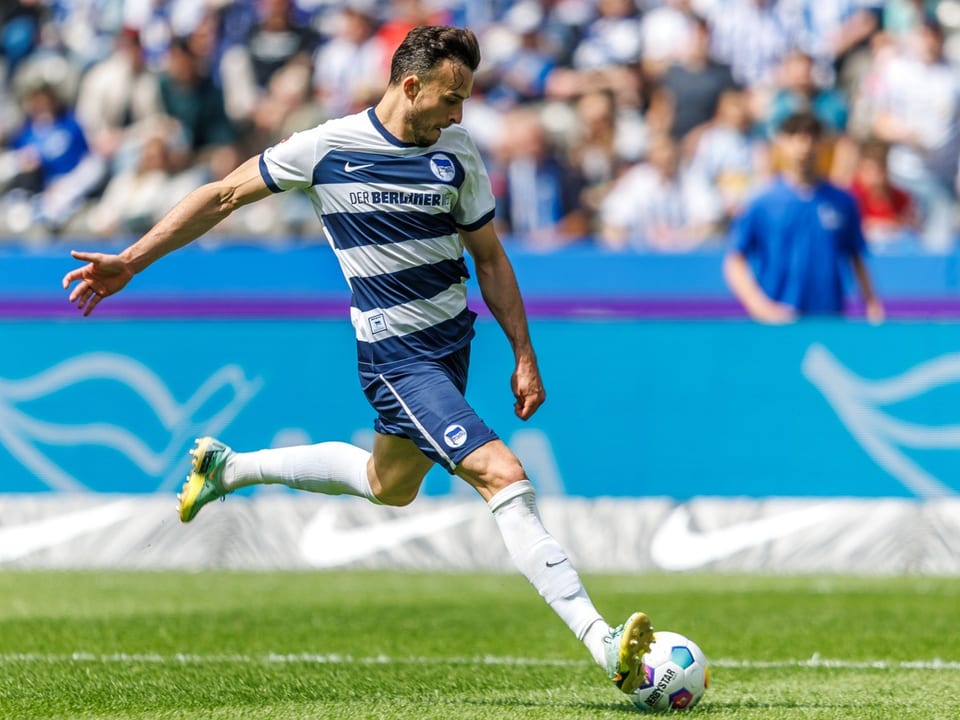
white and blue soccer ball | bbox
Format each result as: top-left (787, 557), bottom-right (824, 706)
top-left (629, 631), bottom-right (709, 712)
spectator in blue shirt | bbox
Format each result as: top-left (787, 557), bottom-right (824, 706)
top-left (723, 111), bottom-right (884, 323)
top-left (3, 78), bottom-right (106, 233)
top-left (11, 82), bottom-right (89, 185)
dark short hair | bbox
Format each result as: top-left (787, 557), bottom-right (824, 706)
top-left (778, 111), bottom-right (823, 138)
top-left (388, 26), bottom-right (481, 85)
top-left (859, 136), bottom-right (891, 163)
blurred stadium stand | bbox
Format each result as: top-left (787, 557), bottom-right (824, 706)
top-left (3, 0), bottom-right (960, 252)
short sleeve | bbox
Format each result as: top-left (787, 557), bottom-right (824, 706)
top-left (451, 132), bottom-right (496, 230)
top-left (259, 128), bottom-right (322, 192)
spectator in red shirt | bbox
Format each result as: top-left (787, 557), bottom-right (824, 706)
top-left (849, 137), bottom-right (916, 249)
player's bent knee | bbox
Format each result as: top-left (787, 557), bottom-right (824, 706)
top-left (495, 461), bottom-right (527, 488)
top-left (456, 441), bottom-right (528, 499)
top-left (367, 443), bottom-right (430, 507)
top-left (374, 484), bottom-right (419, 507)
top-left (369, 469), bottom-right (422, 506)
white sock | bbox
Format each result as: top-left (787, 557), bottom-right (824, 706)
top-left (488, 481), bottom-right (610, 667)
top-left (223, 442), bottom-right (381, 503)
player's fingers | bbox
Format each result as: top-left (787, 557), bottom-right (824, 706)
top-left (70, 250), bottom-right (103, 263)
top-left (83, 292), bottom-right (102, 316)
top-left (515, 390), bottom-right (543, 420)
top-left (515, 402), bottom-right (528, 420)
top-left (78, 292), bottom-right (93, 315)
top-left (73, 282), bottom-right (102, 310)
top-left (530, 392), bottom-right (545, 415)
top-left (62, 266), bottom-right (87, 289)
top-left (68, 279), bottom-right (91, 303)
top-left (74, 285), bottom-right (89, 310)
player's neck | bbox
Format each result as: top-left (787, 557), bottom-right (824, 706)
top-left (373, 89), bottom-right (413, 144)
top-left (782, 166), bottom-right (818, 191)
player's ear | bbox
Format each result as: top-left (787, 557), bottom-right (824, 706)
top-left (402, 74), bottom-right (421, 101)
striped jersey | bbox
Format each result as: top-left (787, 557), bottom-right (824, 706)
top-left (259, 107), bottom-right (496, 370)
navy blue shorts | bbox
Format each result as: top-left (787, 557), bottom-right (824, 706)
top-left (359, 346), bottom-right (499, 472)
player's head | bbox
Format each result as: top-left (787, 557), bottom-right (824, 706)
top-left (388, 26), bottom-right (481, 146)
top-left (776, 111), bottom-right (823, 177)
top-left (778, 111), bottom-right (823, 140)
top-left (389, 26), bottom-right (481, 86)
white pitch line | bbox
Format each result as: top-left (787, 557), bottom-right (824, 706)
top-left (0, 653), bottom-right (958, 671)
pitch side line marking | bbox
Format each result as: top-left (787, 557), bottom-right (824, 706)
top-left (0, 653), bottom-right (958, 671)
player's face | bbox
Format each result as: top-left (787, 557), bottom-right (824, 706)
top-left (778, 131), bottom-right (818, 174)
top-left (406, 60), bottom-right (473, 147)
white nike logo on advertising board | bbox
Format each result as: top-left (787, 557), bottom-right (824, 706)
top-left (649, 503), bottom-right (844, 571)
top-left (299, 503), bottom-right (475, 567)
top-left (0, 501), bottom-right (138, 562)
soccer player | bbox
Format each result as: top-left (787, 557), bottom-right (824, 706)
top-left (723, 111), bottom-right (884, 323)
top-left (61, 26), bottom-right (653, 697)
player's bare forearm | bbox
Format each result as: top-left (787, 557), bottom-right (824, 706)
top-left (461, 222), bottom-right (545, 418)
top-left (463, 223), bottom-right (535, 361)
top-left (481, 266), bottom-right (535, 361)
top-left (109, 185), bottom-right (229, 275)
top-left (63, 155), bottom-right (273, 315)
top-left (122, 156), bottom-right (272, 273)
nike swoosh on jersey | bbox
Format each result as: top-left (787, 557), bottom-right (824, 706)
top-left (0, 501), bottom-right (138, 562)
top-left (344, 162), bottom-right (374, 172)
top-left (299, 503), bottom-right (475, 567)
top-left (649, 502), bottom-right (843, 571)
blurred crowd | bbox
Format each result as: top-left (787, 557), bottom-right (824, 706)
top-left (2, 0), bottom-right (960, 252)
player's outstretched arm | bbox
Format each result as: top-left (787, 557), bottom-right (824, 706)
top-left (62, 155), bottom-right (273, 316)
top-left (461, 221), bottom-right (546, 420)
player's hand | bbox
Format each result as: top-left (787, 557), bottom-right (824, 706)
top-left (512, 355), bottom-right (546, 420)
top-left (750, 299), bottom-right (797, 325)
top-left (865, 299), bottom-right (885, 324)
top-left (62, 250), bottom-right (135, 316)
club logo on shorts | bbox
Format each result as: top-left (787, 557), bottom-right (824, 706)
top-left (429, 153), bottom-right (456, 182)
top-left (444, 424), bottom-right (467, 448)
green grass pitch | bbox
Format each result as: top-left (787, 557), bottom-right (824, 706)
top-left (1, 571), bottom-right (958, 719)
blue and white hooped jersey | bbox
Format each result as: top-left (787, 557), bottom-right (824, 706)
top-left (259, 108), bottom-right (496, 370)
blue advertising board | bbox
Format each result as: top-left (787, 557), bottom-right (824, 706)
top-left (1, 317), bottom-right (958, 499)
top-left (7, 245), bottom-right (960, 318)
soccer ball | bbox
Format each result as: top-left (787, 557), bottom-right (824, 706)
top-left (629, 631), bottom-right (709, 712)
